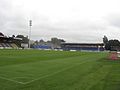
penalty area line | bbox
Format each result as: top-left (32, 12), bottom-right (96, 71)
top-left (0, 76), bottom-right (25, 84)
top-left (24, 60), bottom-right (91, 85)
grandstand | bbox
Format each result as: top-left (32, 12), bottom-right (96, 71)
top-left (61, 43), bottom-right (104, 51)
top-left (0, 32), bottom-right (21, 49)
top-left (0, 32), bottom-right (105, 51)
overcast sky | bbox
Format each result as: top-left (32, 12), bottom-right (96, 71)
top-left (0, 0), bottom-right (120, 43)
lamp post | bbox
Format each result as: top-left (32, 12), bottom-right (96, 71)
top-left (29, 20), bottom-right (32, 48)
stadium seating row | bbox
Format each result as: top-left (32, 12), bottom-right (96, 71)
top-left (32, 45), bottom-right (51, 49)
top-left (0, 43), bottom-right (19, 49)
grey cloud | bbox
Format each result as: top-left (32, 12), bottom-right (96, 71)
top-left (28, 18), bottom-right (108, 43)
top-left (106, 14), bottom-right (120, 28)
top-left (0, 0), bottom-right (119, 43)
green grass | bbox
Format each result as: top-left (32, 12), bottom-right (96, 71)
top-left (0, 50), bottom-right (120, 90)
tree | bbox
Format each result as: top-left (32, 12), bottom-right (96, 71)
top-left (16, 35), bottom-right (29, 43)
top-left (34, 40), bottom-right (39, 45)
top-left (39, 39), bottom-right (45, 45)
top-left (105, 39), bottom-right (120, 51)
top-left (103, 35), bottom-right (108, 45)
top-left (51, 37), bottom-right (66, 49)
top-left (59, 39), bottom-right (66, 43)
top-left (12, 35), bottom-right (15, 38)
top-left (51, 38), bottom-right (58, 45)
top-left (16, 35), bottom-right (24, 38)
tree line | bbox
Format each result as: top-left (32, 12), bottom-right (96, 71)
top-left (103, 36), bottom-right (120, 51)
top-left (13, 35), bottom-right (65, 48)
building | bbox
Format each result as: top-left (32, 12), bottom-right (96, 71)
top-left (0, 32), bottom-right (22, 49)
top-left (61, 43), bottom-right (104, 51)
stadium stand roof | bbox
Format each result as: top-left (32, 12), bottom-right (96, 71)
top-left (0, 32), bottom-right (4, 37)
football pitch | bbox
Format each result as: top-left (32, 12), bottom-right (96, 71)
top-left (0, 50), bottom-right (120, 90)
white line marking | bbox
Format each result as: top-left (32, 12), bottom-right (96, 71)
top-left (24, 60), bottom-right (91, 84)
top-left (0, 60), bottom-right (93, 85)
top-left (0, 76), bottom-right (25, 84)
top-left (12, 77), bottom-right (32, 79)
